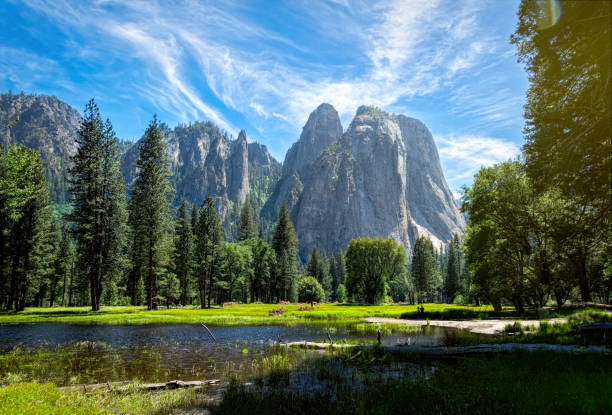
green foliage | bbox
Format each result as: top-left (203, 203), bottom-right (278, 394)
top-left (335, 284), bottom-right (347, 303)
top-left (410, 236), bottom-right (438, 303)
top-left (297, 276), bottom-right (325, 303)
top-left (214, 352), bottom-right (612, 415)
top-left (174, 199), bottom-right (193, 305)
top-left (128, 116), bottom-right (174, 310)
top-left (244, 237), bottom-right (276, 303)
top-left (345, 238), bottom-right (407, 304)
top-left (0, 143), bottom-right (52, 310)
top-left (306, 247), bottom-right (332, 300)
top-left (511, 0), bottom-right (611, 204)
top-left (194, 195), bottom-right (224, 308)
top-left (510, 0), bottom-right (611, 304)
top-left (271, 201), bottom-right (299, 302)
top-left (68, 100), bottom-right (128, 311)
top-left (217, 241), bottom-right (253, 302)
top-left (238, 199), bottom-right (255, 241)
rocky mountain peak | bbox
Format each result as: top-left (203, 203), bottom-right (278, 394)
top-left (237, 129), bottom-right (248, 142)
top-left (292, 105), bottom-right (465, 260)
top-left (282, 103), bottom-right (343, 176)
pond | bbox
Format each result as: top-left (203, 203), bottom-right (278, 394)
top-left (0, 323), bottom-right (477, 386)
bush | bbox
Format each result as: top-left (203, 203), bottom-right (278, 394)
top-left (297, 276), bottom-right (326, 304)
top-left (336, 284), bottom-right (347, 303)
top-left (268, 307), bottom-right (286, 316)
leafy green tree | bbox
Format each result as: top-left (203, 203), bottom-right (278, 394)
top-left (511, 0), bottom-right (611, 205)
top-left (297, 276), bottom-right (325, 303)
top-left (336, 284), bottom-right (347, 303)
top-left (461, 161), bottom-right (565, 311)
top-left (238, 199), bottom-right (255, 241)
top-left (68, 100), bottom-right (128, 311)
top-left (129, 116), bottom-right (174, 310)
top-left (271, 201), bottom-right (299, 302)
top-left (194, 195), bottom-right (223, 308)
top-left (512, 0), bottom-right (611, 302)
top-left (345, 238), bottom-right (407, 304)
top-left (174, 199), bottom-right (193, 305)
top-left (217, 242), bottom-right (252, 302)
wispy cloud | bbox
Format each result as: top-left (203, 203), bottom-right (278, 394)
top-left (6, 0), bottom-right (526, 188)
top-left (436, 134), bottom-right (521, 190)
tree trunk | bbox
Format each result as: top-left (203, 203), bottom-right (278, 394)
top-left (68, 259), bottom-right (75, 307)
top-left (575, 249), bottom-right (591, 302)
top-left (60, 263), bottom-right (68, 306)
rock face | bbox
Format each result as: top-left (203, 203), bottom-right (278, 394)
top-left (279, 105), bottom-right (465, 260)
top-left (0, 92), bottom-right (81, 203)
top-left (121, 121), bottom-right (281, 232)
top-left (262, 103), bottom-right (343, 220)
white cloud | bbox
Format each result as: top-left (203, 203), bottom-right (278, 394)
top-left (16, 0), bottom-right (524, 163)
top-left (435, 134), bottom-right (521, 189)
top-left (249, 102), bottom-right (268, 118)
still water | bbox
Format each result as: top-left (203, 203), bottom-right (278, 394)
top-left (0, 323), bottom-right (460, 385)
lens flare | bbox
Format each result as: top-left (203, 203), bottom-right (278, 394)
top-left (537, 0), bottom-right (562, 30)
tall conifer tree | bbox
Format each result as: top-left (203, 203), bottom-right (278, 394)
top-left (238, 199), bottom-right (255, 241)
top-left (175, 199), bottom-right (193, 305)
top-left (271, 201), bottom-right (298, 301)
top-left (129, 116), bottom-right (174, 310)
top-left (69, 100), bottom-right (127, 311)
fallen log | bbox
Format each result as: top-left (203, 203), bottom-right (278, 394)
top-left (61, 379), bottom-right (221, 393)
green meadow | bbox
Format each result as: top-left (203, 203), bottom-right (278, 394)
top-left (0, 303), bottom-right (496, 326)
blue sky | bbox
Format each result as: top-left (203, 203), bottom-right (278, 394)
top-left (0, 0), bottom-right (527, 195)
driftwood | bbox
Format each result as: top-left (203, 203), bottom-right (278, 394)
top-left (281, 341), bottom-right (610, 355)
top-left (201, 323), bottom-right (217, 342)
top-left (62, 379), bottom-right (221, 394)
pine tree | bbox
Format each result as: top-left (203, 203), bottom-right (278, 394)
top-left (410, 236), bottom-right (437, 303)
top-left (68, 100), bottom-right (128, 311)
top-left (49, 222), bottom-right (72, 307)
top-left (129, 116), bottom-right (174, 310)
top-left (194, 195), bottom-right (223, 308)
top-left (238, 199), bottom-right (255, 241)
top-left (271, 201), bottom-right (298, 302)
top-left (175, 199), bottom-right (193, 305)
top-left (191, 202), bottom-right (199, 236)
top-left (444, 234), bottom-right (461, 303)
top-left (306, 247), bottom-right (332, 300)
top-left (0, 144), bottom-right (51, 310)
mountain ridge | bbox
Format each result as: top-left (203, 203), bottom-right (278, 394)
top-left (1, 92), bottom-right (463, 254)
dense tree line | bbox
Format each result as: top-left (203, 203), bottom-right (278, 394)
top-left (0, 101), bottom-right (308, 311)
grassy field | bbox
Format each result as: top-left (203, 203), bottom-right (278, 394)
top-left (0, 303), bottom-right (496, 325)
top-left (0, 380), bottom-right (207, 415)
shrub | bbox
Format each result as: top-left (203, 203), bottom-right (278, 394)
top-left (297, 276), bottom-right (326, 304)
top-left (504, 321), bottom-right (524, 334)
top-left (268, 307), bottom-right (286, 316)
